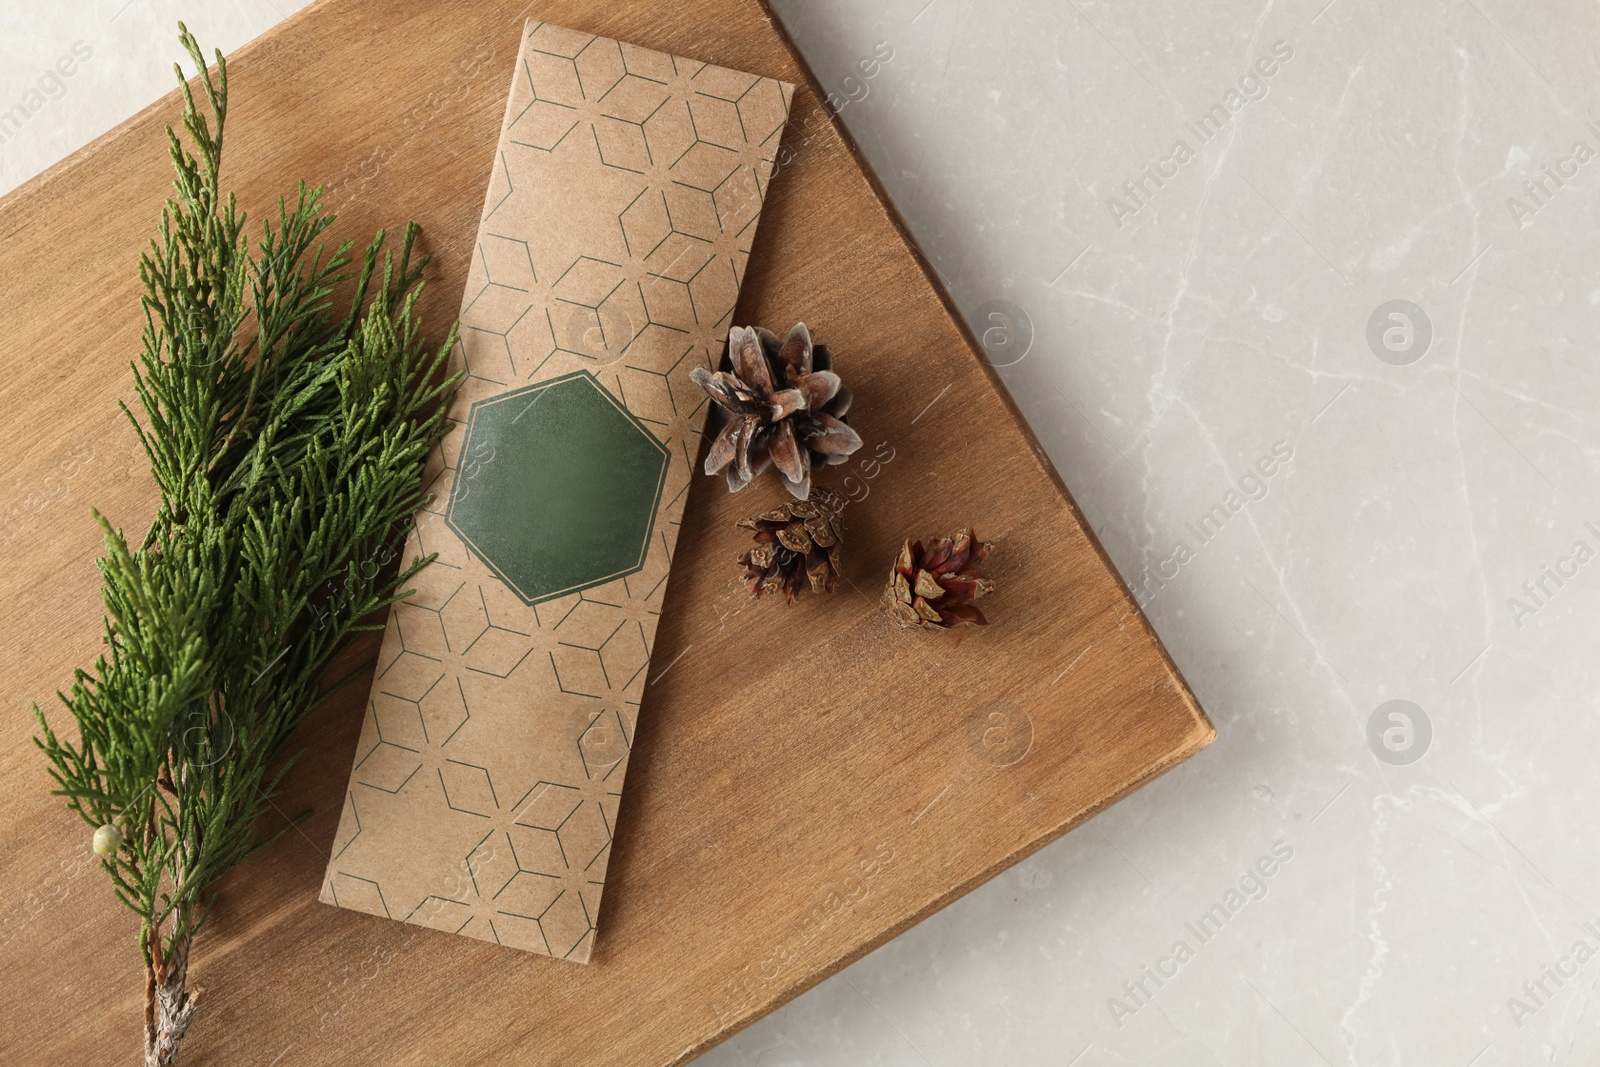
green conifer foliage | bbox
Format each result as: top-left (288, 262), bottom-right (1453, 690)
top-left (32, 26), bottom-right (461, 1065)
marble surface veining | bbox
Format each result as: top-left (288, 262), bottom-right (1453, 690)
top-left (6, 1), bottom-right (1599, 1064)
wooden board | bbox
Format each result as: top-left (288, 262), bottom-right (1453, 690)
top-left (0, 1), bottom-right (1213, 1063)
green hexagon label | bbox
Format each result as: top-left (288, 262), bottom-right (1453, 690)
top-left (446, 371), bottom-right (670, 604)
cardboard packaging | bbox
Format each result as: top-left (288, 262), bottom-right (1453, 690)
top-left (320, 19), bottom-right (793, 962)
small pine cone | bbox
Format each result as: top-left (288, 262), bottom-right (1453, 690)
top-left (692, 323), bottom-right (863, 499)
top-left (736, 488), bottom-right (845, 602)
top-left (883, 529), bottom-right (995, 629)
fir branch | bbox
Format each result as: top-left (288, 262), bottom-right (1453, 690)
top-left (33, 24), bottom-right (461, 1067)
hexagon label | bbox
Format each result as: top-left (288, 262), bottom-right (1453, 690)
top-left (447, 371), bottom-right (669, 604)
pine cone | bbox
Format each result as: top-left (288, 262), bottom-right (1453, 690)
top-left (883, 530), bottom-right (995, 629)
top-left (736, 489), bottom-right (845, 602)
top-left (691, 323), bottom-right (863, 499)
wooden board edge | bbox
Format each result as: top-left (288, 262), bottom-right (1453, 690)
top-left (675, 713), bottom-right (1215, 1063)
top-left (752, 0), bottom-right (1214, 735)
top-left (0, 3), bottom-right (337, 222)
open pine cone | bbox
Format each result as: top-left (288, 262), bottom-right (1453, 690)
top-left (691, 323), bottom-right (862, 499)
top-left (736, 488), bottom-right (845, 602)
top-left (883, 529), bottom-right (995, 629)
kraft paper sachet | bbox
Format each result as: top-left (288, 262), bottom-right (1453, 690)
top-left (320, 19), bottom-right (793, 962)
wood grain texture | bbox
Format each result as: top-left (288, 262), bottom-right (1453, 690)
top-left (0, 1), bottom-right (1212, 1064)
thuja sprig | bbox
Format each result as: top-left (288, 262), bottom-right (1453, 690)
top-left (31, 25), bottom-right (461, 1067)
